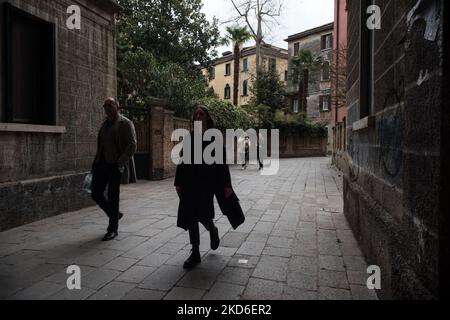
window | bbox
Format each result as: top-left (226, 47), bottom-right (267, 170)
top-left (225, 63), bottom-right (231, 76)
top-left (284, 70), bottom-right (288, 82)
top-left (3, 3), bottom-right (56, 125)
top-left (242, 80), bottom-right (248, 96)
top-left (294, 42), bottom-right (300, 56)
top-left (224, 84), bottom-right (231, 99)
top-left (321, 33), bottom-right (333, 50)
top-left (320, 95), bottom-right (331, 111)
top-left (293, 99), bottom-right (299, 113)
top-left (322, 61), bottom-right (330, 81)
top-left (208, 67), bottom-right (215, 80)
top-left (269, 58), bottom-right (276, 71)
top-left (243, 58), bottom-right (248, 72)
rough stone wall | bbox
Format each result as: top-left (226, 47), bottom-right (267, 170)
top-left (279, 135), bottom-right (327, 158)
top-left (344, 0), bottom-right (443, 299)
top-left (0, 0), bottom-right (118, 231)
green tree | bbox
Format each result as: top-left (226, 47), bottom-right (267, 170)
top-left (117, 0), bottom-right (222, 66)
top-left (195, 97), bottom-right (254, 130)
top-left (118, 49), bottom-right (209, 117)
top-left (244, 103), bottom-right (274, 129)
top-left (249, 67), bottom-right (287, 112)
top-left (289, 49), bottom-right (323, 113)
top-left (116, 0), bottom-right (222, 116)
top-left (223, 25), bottom-right (253, 106)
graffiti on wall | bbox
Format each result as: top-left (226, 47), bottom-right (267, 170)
top-left (378, 78), bottom-right (405, 179)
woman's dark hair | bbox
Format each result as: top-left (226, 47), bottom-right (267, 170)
top-left (192, 105), bottom-right (215, 130)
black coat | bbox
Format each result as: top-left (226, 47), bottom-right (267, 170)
top-left (174, 137), bottom-right (232, 230)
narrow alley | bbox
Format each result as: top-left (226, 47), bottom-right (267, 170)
top-left (0, 158), bottom-right (377, 300)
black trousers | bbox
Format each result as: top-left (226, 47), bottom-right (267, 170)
top-left (189, 219), bottom-right (215, 248)
top-left (91, 162), bottom-right (122, 233)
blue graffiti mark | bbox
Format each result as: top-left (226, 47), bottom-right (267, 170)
top-left (378, 78), bottom-right (405, 178)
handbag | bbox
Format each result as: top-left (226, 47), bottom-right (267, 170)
top-left (83, 172), bottom-right (93, 194)
top-left (215, 189), bottom-right (245, 230)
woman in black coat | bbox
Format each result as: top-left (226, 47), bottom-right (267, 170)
top-left (174, 105), bottom-right (233, 269)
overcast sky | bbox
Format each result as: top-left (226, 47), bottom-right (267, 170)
top-left (201, 0), bottom-right (335, 54)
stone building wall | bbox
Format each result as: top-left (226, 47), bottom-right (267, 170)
top-left (0, 0), bottom-right (120, 231)
top-left (344, 0), bottom-right (445, 299)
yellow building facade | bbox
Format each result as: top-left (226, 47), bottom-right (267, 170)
top-left (204, 44), bottom-right (288, 106)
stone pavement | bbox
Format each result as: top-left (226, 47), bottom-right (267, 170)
top-left (0, 158), bottom-right (378, 300)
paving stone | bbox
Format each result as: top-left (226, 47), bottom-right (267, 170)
top-left (273, 221), bottom-right (296, 232)
top-left (288, 256), bottom-right (317, 275)
top-left (253, 221), bottom-right (275, 234)
top-left (199, 254), bottom-right (230, 271)
top-left (213, 247), bottom-right (238, 257)
top-left (104, 257), bottom-right (138, 272)
top-left (242, 278), bottom-right (284, 300)
top-left (8, 281), bottom-right (64, 300)
top-left (287, 272), bottom-right (317, 291)
top-left (319, 286), bottom-right (352, 300)
top-left (138, 253), bottom-right (172, 267)
top-left (82, 269), bottom-right (121, 290)
top-left (252, 256), bottom-right (289, 282)
top-left (139, 265), bottom-right (186, 291)
top-left (164, 287), bottom-right (205, 300)
top-left (121, 243), bottom-right (159, 260)
top-left (177, 267), bottom-right (222, 290)
top-left (262, 246), bottom-right (292, 258)
top-left (340, 242), bottom-right (363, 256)
top-left (319, 255), bottom-right (346, 272)
top-left (350, 285), bottom-right (379, 300)
top-left (48, 286), bottom-right (96, 300)
top-left (116, 265), bottom-right (156, 284)
top-left (343, 255), bottom-right (368, 271)
top-left (318, 241), bottom-right (341, 256)
top-left (347, 270), bottom-right (369, 285)
top-left (270, 229), bottom-right (296, 238)
top-left (220, 232), bottom-right (248, 248)
top-left (154, 242), bottom-right (186, 255)
top-left (246, 233), bottom-right (269, 243)
top-left (260, 214), bottom-right (279, 222)
top-left (203, 282), bottom-right (245, 300)
top-left (103, 236), bottom-right (148, 251)
top-left (88, 281), bottom-right (136, 300)
top-left (217, 267), bottom-right (252, 286)
top-left (267, 236), bottom-right (294, 248)
top-left (319, 270), bottom-right (349, 289)
top-left (75, 249), bottom-right (122, 267)
top-left (282, 286), bottom-right (318, 300)
top-left (236, 241), bottom-right (265, 256)
top-left (122, 288), bottom-right (166, 300)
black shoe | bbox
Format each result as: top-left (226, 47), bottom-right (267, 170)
top-left (119, 212), bottom-right (124, 220)
top-left (210, 226), bottom-right (220, 250)
top-left (102, 231), bottom-right (118, 241)
top-left (183, 250), bottom-right (201, 269)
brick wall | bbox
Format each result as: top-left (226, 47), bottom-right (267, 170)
top-left (344, 0), bottom-right (444, 299)
top-left (0, 0), bottom-right (119, 231)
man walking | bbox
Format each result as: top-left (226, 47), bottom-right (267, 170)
top-left (91, 97), bottom-right (137, 241)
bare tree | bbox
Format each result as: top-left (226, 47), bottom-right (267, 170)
top-left (228, 0), bottom-right (283, 73)
top-left (330, 46), bottom-right (347, 120)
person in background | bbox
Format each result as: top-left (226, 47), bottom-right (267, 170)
top-left (91, 97), bottom-right (137, 241)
